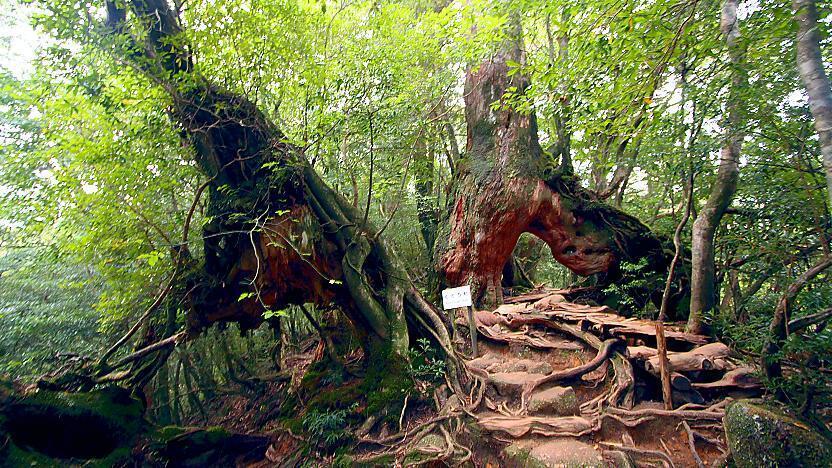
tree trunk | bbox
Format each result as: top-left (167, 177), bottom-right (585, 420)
top-left (793, 0), bottom-right (832, 207)
top-left (436, 20), bottom-right (674, 310)
top-left (688, 0), bottom-right (745, 334)
top-left (546, 9), bottom-right (573, 175)
top-left (414, 132), bottom-right (438, 253)
top-left (99, 0), bottom-right (462, 394)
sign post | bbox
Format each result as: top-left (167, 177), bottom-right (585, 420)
top-left (441, 285), bottom-right (477, 357)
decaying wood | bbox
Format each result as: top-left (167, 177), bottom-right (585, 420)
top-left (645, 342), bottom-right (734, 374)
top-left (692, 367), bottom-right (760, 390)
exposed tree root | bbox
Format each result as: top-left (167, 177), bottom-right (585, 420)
top-left (599, 442), bottom-right (677, 468)
top-left (520, 337), bottom-right (623, 408)
top-left (681, 420), bottom-right (706, 468)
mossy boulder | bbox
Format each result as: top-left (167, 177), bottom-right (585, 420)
top-left (402, 433), bottom-right (445, 465)
top-left (1, 385), bottom-right (145, 460)
top-left (528, 386), bottom-right (578, 415)
top-left (724, 399), bottom-right (832, 468)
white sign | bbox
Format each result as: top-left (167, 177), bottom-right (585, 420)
top-left (442, 285), bottom-right (473, 310)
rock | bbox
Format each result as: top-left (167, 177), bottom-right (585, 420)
top-left (528, 386), bottom-right (578, 415)
top-left (444, 394), bottom-right (463, 412)
top-left (503, 359), bottom-right (553, 375)
top-left (724, 399), bottom-right (832, 468)
top-left (476, 310), bottom-right (508, 326)
top-left (467, 353), bottom-right (502, 371)
top-left (503, 438), bottom-right (604, 467)
top-left (532, 294), bottom-right (567, 310)
top-left (604, 449), bottom-right (636, 467)
top-left (487, 372), bottom-right (536, 396)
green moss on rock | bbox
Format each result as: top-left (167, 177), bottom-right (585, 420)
top-left (724, 399), bottom-right (832, 468)
top-left (503, 442), bottom-right (547, 468)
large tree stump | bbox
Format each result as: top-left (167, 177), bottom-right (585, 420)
top-left (436, 33), bottom-right (676, 310)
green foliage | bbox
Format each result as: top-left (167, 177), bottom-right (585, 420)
top-left (0, 248), bottom-right (103, 377)
top-left (407, 337), bottom-right (445, 383)
top-left (600, 258), bottom-right (668, 318)
top-left (712, 280), bottom-right (832, 412)
top-left (301, 404), bottom-right (357, 451)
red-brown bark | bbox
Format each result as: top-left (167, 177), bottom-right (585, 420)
top-left (437, 41), bottom-right (670, 309)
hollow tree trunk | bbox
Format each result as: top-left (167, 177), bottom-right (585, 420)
top-left (687, 0), bottom-right (745, 334)
top-left (436, 22), bottom-right (673, 310)
top-left (793, 0), bottom-right (832, 207)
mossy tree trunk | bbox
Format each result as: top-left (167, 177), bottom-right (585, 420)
top-left (100, 0), bottom-right (459, 387)
top-left (435, 21), bottom-right (676, 310)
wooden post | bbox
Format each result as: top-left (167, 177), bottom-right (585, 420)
top-left (655, 322), bottom-right (673, 410)
top-left (467, 305), bottom-right (478, 357)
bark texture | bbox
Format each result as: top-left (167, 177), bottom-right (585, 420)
top-left (437, 33), bottom-right (674, 310)
top-left (793, 0), bottom-right (832, 207)
top-left (688, 0), bottom-right (744, 334)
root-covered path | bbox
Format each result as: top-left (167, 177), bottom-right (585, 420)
top-left (459, 288), bottom-right (761, 467)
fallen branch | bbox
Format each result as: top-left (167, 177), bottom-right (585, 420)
top-left (105, 331), bottom-right (186, 372)
top-left (789, 307), bottom-right (832, 333)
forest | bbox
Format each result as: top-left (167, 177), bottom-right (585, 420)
top-left (0, 0), bottom-right (831, 465)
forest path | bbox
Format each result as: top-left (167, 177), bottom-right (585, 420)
top-left (459, 288), bottom-right (761, 467)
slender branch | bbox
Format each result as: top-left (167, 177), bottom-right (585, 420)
top-left (789, 307), bottom-right (832, 332)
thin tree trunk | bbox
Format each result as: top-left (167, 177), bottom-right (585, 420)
top-left (793, 0), bottom-right (832, 206)
top-left (720, 267), bottom-right (741, 317)
top-left (546, 9), bottom-right (573, 174)
top-left (414, 132), bottom-right (438, 252)
top-left (660, 174), bottom-right (693, 321)
top-left (153, 359), bottom-right (172, 425)
top-left (761, 255), bottom-right (832, 398)
top-left (688, 0), bottom-right (745, 334)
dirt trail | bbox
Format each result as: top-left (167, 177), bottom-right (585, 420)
top-left (460, 288), bottom-right (760, 467)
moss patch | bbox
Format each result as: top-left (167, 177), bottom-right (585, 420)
top-left (2, 385), bottom-right (145, 459)
top-left (284, 344), bottom-right (417, 455)
top-left (724, 399), bottom-right (832, 468)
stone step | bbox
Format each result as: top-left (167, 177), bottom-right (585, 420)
top-left (503, 438), bottom-right (604, 467)
top-left (528, 386), bottom-right (578, 416)
top-left (487, 372), bottom-right (537, 397)
top-left (468, 354), bottom-right (554, 375)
